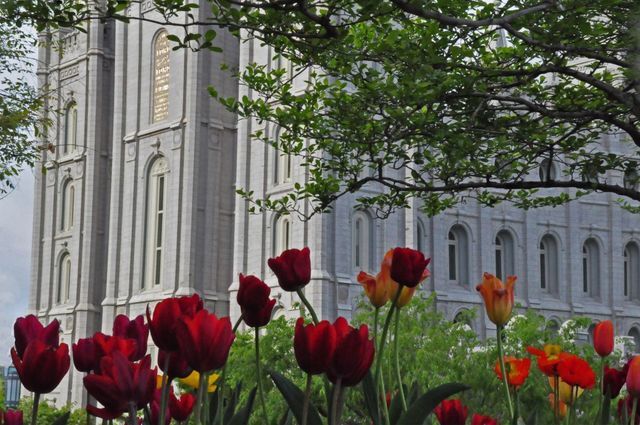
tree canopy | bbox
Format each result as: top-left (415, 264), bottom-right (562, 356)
top-left (3, 0), bottom-right (640, 217)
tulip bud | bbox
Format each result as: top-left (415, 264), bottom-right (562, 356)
top-left (11, 340), bottom-right (70, 394)
top-left (267, 247), bottom-right (311, 292)
top-left (113, 314), bottom-right (149, 361)
top-left (593, 320), bottom-right (614, 357)
top-left (3, 409), bottom-right (24, 425)
top-left (294, 318), bottom-right (337, 375)
top-left (389, 247), bottom-right (431, 288)
top-left (434, 399), bottom-right (468, 425)
top-left (237, 274), bottom-right (277, 328)
top-left (471, 414), bottom-right (498, 425)
top-left (626, 356), bottom-right (640, 397)
top-left (476, 273), bottom-right (516, 327)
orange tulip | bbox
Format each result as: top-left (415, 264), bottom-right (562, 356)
top-left (494, 356), bottom-right (531, 389)
top-left (593, 320), bottom-right (614, 357)
top-left (626, 356), bottom-right (640, 397)
top-left (476, 273), bottom-right (516, 326)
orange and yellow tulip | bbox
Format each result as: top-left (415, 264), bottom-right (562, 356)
top-left (548, 377), bottom-right (584, 404)
top-left (179, 370), bottom-right (219, 393)
top-left (476, 273), bottom-right (516, 326)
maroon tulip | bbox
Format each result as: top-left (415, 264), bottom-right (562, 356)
top-left (11, 339), bottom-right (70, 394)
top-left (3, 409), bottom-right (24, 425)
top-left (237, 274), bottom-right (277, 328)
top-left (604, 366), bottom-right (626, 398)
top-left (72, 337), bottom-right (98, 373)
top-left (13, 315), bottom-right (60, 359)
top-left (434, 399), bottom-right (468, 425)
top-left (157, 350), bottom-right (192, 379)
top-left (389, 247), bottom-right (431, 288)
top-left (327, 317), bottom-right (375, 387)
top-left (176, 310), bottom-right (235, 373)
top-left (146, 294), bottom-right (204, 351)
top-left (593, 320), bottom-right (614, 357)
top-left (267, 247), bottom-right (311, 292)
top-left (113, 314), bottom-right (149, 361)
top-left (471, 414), bottom-right (499, 425)
top-left (294, 318), bottom-right (337, 375)
top-left (169, 391), bottom-right (196, 422)
top-left (84, 352), bottom-right (157, 418)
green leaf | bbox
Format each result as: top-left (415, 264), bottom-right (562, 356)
top-left (228, 386), bottom-right (257, 425)
top-left (396, 383), bottom-right (470, 425)
top-left (269, 371), bottom-right (323, 425)
top-left (362, 371), bottom-right (381, 425)
top-left (600, 391), bottom-right (611, 425)
top-left (51, 412), bottom-right (70, 425)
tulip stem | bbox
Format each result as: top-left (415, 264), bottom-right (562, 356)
top-left (599, 357), bottom-right (605, 424)
top-left (331, 378), bottom-right (342, 425)
top-left (631, 397), bottom-right (638, 425)
top-left (496, 326), bottom-right (515, 421)
top-left (31, 393), bottom-right (40, 425)
top-left (374, 287), bottom-right (401, 386)
top-left (195, 371), bottom-right (206, 425)
top-left (553, 375), bottom-right (560, 425)
top-left (218, 367), bottom-right (228, 425)
top-left (255, 327), bottom-right (269, 425)
top-left (393, 308), bottom-right (407, 412)
top-left (158, 354), bottom-right (171, 425)
top-left (128, 401), bottom-right (137, 425)
top-left (296, 288), bottom-right (319, 325)
top-left (302, 373), bottom-right (312, 425)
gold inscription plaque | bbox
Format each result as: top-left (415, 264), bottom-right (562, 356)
top-left (152, 31), bottom-right (170, 123)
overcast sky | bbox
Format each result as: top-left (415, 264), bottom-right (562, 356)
top-left (0, 171), bottom-right (34, 365)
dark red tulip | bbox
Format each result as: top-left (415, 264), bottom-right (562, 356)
top-left (11, 340), bottom-right (70, 394)
top-left (146, 294), bottom-right (204, 351)
top-left (472, 414), bottom-right (499, 425)
top-left (113, 314), bottom-right (149, 361)
top-left (13, 315), bottom-right (60, 359)
top-left (158, 350), bottom-right (192, 379)
top-left (237, 274), bottom-right (277, 328)
top-left (327, 317), bottom-right (374, 387)
top-left (294, 318), bottom-right (337, 375)
top-left (267, 247), bottom-right (311, 292)
top-left (176, 310), bottom-right (235, 373)
top-left (604, 366), bottom-right (626, 398)
top-left (86, 404), bottom-right (122, 421)
top-left (3, 409), bottom-right (24, 425)
top-left (72, 337), bottom-right (98, 373)
top-left (434, 399), bottom-right (468, 425)
top-left (593, 320), bottom-right (614, 357)
top-left (84, 352), bottom-right (157, 418)
top-left (169, 391), bottom-right (196, 421)
top-left (389, 247), bottom-right (431, 288)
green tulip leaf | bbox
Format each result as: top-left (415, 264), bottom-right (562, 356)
top-left (362, 371), bottom-right (381, 425)
top-left (228, 386), bottom-right (257, 425)
top-left (269, 371), bottom-right (323, 425)
top-left (224, 382), bottom-right (243, 424)
top-left (396, 382), bottom-right (470, 425)
top-left (51, 412), bottom-right (70, 425)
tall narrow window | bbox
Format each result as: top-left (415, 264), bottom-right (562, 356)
top-left (583, 238), bottom-right (600, 298)
top-left (539, 234), bottom-right (559, 295)
top-left (273, 216), bottom-right (291, 255)
top-left (448, 225), bottom-right (469, 285)
top-left (60, 180), bottom-right (75, 232)
top-left (625, 242), bottom-right (640, 300)
top-left (144, 157), bottom-right (168, 289)
top-left (152, 30), bottom-right (170, 123)
top-left (630, 328), bottom-right (640, 354)
top-left (416, 219), bottom-right (425, 253)
top-left (495, 231), bottom-right (515, 280)
top-left (539, 158), bottom-right (556, 182)
top-left (495, 237), bottom-right (503, 280)
top-left (352, 212), bottom-right (371, 271)
top-left (624, 169), bottom-right (639, 190)
top-left (57, 253), bottom-right (71, 304)
top-left (625, 248), bottom-right (630, 298)
top-left (63, 102), bottom-right (77, 154)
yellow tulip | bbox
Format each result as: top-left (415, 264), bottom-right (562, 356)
top-left (548, 377), bottom-right (584, 404)
top-left (179, 371), bottom-right (219, 393)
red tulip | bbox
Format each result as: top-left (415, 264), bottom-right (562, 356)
top-left (434, 399), bottom-right (468, 425)
top-left (267, 247), bottom-right (311, 292)
top-left (557, 354), bottom-right (595, 389)
top-left (84, 352), bottom-right (157, 418)
top-left (146, 294), bottom-right (204, 351)
top-left (169, 392), bottom-right (196, 421)
top-left (176, 310), bottom-right (235, 373)
top-left (294, 318), bottom-right (337, 375)
top-left (3, 409), bottom-right (24, 425)
top-left (13, 315), bottom-right (60, 359)
top-left (72, 337), bottom-right (97, 373)
top-left (113, 314), bottom-right (149, 361)
top-left (158, 350), bottom-right (192, 380)
top-left (593, 320), bottom-right (614, 357)
top-left (327, 317), bottom-right (375, 387)
top-left (472, 414), bottom-right (499, 425)
top-left (604, 366), bottom-right (626, 398)
top-left (627, 356), bottom-right (640, 397)
top-left (237, 274), bottom-right (277, 328)
top-left (389, 247), bottom-right (431, 288)
top-left (11, 339), bottom-right (70, 394)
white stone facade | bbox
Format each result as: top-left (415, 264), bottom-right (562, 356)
top-left (30, 11), bottom-right (640, 408)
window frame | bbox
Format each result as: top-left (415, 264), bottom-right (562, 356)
top-left (63, 102), bottom-right (78, 155)
top-left (144, 157), bottom-right (169, 289)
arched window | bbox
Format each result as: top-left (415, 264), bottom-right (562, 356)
top-left (539, 158), bottom-right (556, 182)
top-left (539, 234), bottom-right (559, 294)
top-left (625, 242), bottom-right (640, 300)
top-left (630, 327), bottom-right (640, 354)
top-left (57, 253), bottom-right (72, 304)
top-left (545, 319), bottom-right (560, 336)
top-left (60, 179), bottom-right (75, 232)
top-left (273, 215), bottom-right (292, 255)
top-left (63, 102), bottom-right (78, 154)
top-left (152, 30), bottom-right (170, 123)
top-left (416, 219), bottom-right (425, 253)
top-left (582, 238), bottom-right (600, 298)
top-left (144, 157), bottom-right (169, 289)
top-left (352, 212), bottom-right (372, 271)
top-left (448, 225), bottom-right (469, 285)
top-left (495, 230), bottom-right (515, 280)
